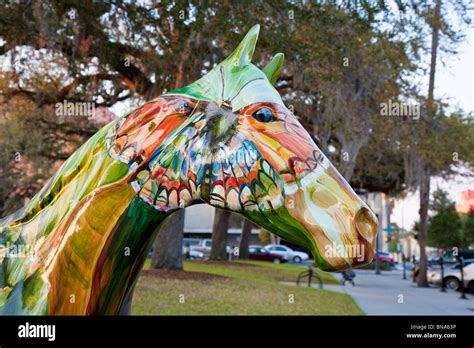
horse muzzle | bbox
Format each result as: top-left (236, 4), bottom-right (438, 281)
top-left (283, 162), bottom-right (378, 271)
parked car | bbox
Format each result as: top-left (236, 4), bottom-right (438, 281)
top-left (183, 238), bottom-right (231, 258)
top-left (182, 245), bottom-right (205, 260)
top-left (444, 249), bottom-right (474, 262)
top-left (413, 253), bottom-right (474, 280)
top-left (428, 260), bottom-right (474, 291)
top-left (374, 251), bottom-right (395, 268)
top-left (183, 238), bottom-right (213, 258)
top-left (248, 246), bottom-right (287, 263)
top-left (148, 246), bottom-right (203, 260)
top-left (264, 244), bottom-right (309, 263)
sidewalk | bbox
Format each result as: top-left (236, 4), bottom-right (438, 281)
top-left (283, 269), bottom-right (474, 315)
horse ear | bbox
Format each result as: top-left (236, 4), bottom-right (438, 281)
top-left (228, 24), bottom-right (260, 68)
top-left (263, 53), bottom-right (284, 85)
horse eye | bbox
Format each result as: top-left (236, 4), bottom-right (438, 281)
top-left (252, 108), bottom-right (275, 122)
top-left (177, 101), bottom-right (192, 114)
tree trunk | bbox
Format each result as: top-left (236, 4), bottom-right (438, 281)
top-left (415, 0), bottom-right (440, 287)
top-left (417, 164), bottom-right (430, 287)
top-left (151, 210), bottom-right (185, 270)
top-left (238, 218), bottom-right (254, 259)
top-left (210, 208), bottom-right (230, 260)
top-left (427, 0), bottom-right (441, 105)
top-left (339, 142), bottom-right (363, 181)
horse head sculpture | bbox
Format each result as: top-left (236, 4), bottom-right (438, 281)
top-left (0, 25), bottom-right (377, 315)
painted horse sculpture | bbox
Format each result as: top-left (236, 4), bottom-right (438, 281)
top-left (0, 25), bottom-right (377, 315)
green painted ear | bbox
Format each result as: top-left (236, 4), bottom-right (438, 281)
top-left (263, 53), bottom-right (284, 85)
top-left (227, 24), bottom-right (260, 68)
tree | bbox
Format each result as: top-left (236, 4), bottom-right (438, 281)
top-left (428, 211), bottom-right (463, 249)
top-left (462, 211), bottom-right (474, 247)
top-left (207, 2), bottom-right (411, 253)
top-left (396, 0), bottom-right (473, 287)
top-left (276, 2), bottom-right (409, 183)
top-left (259, 229), bottom-right (271, 245)
top-left (238, 218), bottom-right (254, 260)
top-left (210, 208), bottom-right (231, 260)
top-left (402, 109), bottom-right (474, 287)
top-left (150, 212), bottom-right (185, 270)
top-left (427, 189), bottom-right (463, 249)
top-left (0, 88), bottom-right (108, 217)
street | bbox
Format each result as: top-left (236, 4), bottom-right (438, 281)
top-left (285, 268), bottom-right (474, 315)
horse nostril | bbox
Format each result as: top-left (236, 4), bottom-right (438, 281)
top-left (354, 207), bottom-right (377, 244)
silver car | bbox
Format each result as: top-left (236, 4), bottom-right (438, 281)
top-left (428, 261), bottom-right (474, 290)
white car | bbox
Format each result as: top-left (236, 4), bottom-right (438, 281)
top-left (182, 247), bottom-right (204, 260)
top-left (183, 238), bottom-right (213, 258)
top-left (428, 262), bottom-right (474, 291)
top-left (182, 238), bottom-right (232, 259)
top-left (264, 244), bottom-right (309, 263)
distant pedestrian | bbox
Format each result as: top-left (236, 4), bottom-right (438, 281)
top-left (341, 270), bottom-right (356, 286)
top-left (184, 243), bottom-right (190, 259)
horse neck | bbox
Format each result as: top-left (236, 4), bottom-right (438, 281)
top-left (0, 119), bottom-right (168, 314)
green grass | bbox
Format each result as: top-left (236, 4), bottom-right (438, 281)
top-left (235, 260), bottom-right (339, 284)
top-left (142, 259), bottom-right (338, 284)
top-left (132, 260), bottom-right (362, 315)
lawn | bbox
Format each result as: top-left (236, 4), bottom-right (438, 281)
top-left (132, 260), bottom-right (363, 315)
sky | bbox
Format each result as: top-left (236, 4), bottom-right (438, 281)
top-left (391, 26), bottom-right (474, 230)
top-left (435, 27), bottom-right (473, 113)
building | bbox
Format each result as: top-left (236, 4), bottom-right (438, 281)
top-left (456, 190), bottom-right (474, 214)
top-left (184, 205), bottom-right (262, 246)
top-left (359, 191), bottom-right (391, 253)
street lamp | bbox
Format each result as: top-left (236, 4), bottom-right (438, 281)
top-left (375, 215), bottom-right (381, 275)
top-left (412, 255), bottom-right (417, 283)
top-left (398, 227), bottom-right (407, 280)
top-left (459, 256), bottom-right (467, 300)
top-left (367, 194), bottom-right (382, 275)
top-left (439, 256), bottom-right (446, 292)
top-left (402, 251), bottom-right (407, 280)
